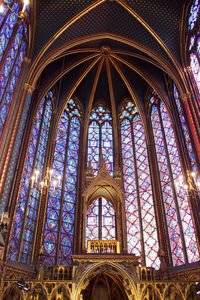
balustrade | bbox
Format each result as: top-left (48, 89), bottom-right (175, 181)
top-left (87, 240), bottom-right (120, 254)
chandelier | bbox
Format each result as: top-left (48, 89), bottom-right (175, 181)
top-left (0, 0), bottom-right (29, 18)
top-left (176, 170), bottom-right (200, 193)
top-left (31, 168), bottom-right (62, 192)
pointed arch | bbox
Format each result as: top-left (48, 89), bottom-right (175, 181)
top-left (8, 90), bottom-right (54, 264)
top-left (0, 0), bottom-right (29, 139)
top-left (87, 105), bottom-right (113, 176)
top-left (164, 284), bottom-right (184, 300)
top-left (50, 284), bottom-right (71, 300)
top-left (120, 99), bottom-right (160, 269)
top-left (173, 83), bottom-right (197, 169)
top-left (42, 98), bottom-right (82, 266)
top-left (27, 283), bottom-right (48, 300)
top-left (150, 93), bottom-right (199, 266)
top-left (141, 284), bottom-right (162, 300)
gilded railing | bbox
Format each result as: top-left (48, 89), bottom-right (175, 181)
top-left (87, 240), bottom-right (120, 254)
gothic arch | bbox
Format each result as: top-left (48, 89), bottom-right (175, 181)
top-left (163, 284), bottom-right (185, 300)
top-left (74, 261), bottom-right (138, 300)
top-left (27, 283), bottom-right (48, 300)
top-left (50, 284), bottom-right (71, 300)
top-left (82, 165), bottom-right (125, 251)
top-left (141, 284), bottom-right (162, 300)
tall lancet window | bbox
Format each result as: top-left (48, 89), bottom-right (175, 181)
top-left (86, 198), bottom-right (116, 241)
top-left (43, 99), bottom-right (81, 266)
top-left (8, 91), bottom-right (54, 264)
top-left (120, 101), bottom-right (159, 269)
top-left (0, 0), bottom-right (28, 138)
top-left (150, 95), bottom-right (199, 266)
top-left (188, 0), bottom-right (200, 93)
top-left (87, 105), bottom-right (113, 176)
top-left (173, 84), bottom-right (196, 169)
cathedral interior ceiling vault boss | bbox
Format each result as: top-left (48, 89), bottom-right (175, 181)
top-left (0, 0), bottom-right (200, 299)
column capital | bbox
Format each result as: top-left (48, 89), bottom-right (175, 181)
top-left (24, 57), bottom-right (31, 64)
top-left (24, 82), bottom-right (35, 94)
top-left (179, 92), bottom-right (191, 102)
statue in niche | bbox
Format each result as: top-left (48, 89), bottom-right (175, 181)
top-left (0, 212), bottom-right (10, 262)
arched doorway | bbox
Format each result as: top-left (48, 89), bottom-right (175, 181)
top-left (81, 272), bottom-right (128, 300)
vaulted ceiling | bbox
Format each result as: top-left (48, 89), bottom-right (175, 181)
top-left (29, 0), bottom-right (189, 112)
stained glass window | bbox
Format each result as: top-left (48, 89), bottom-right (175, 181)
top-left (0, 0), bottom-right (28, 138)
top-left (8, 91), bottom-right (54, 264)
top-left (43, 99), bottom-right (81, 266)
top-left (150, 95), bottom-right (199, 266)
top-left (87, 105), bottom-right (113, 176)
top-left (188, 0), bottom-right (200, 93)
top-left (120, 101), bottom-right (160, 269)
top-left (173, 84), bottom-right (196, 169)
top-left (86, 197), bottom-right (116, 242)
top-left (188, 0), bottom-right (199, 30)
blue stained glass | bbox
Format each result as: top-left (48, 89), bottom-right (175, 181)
top-left (86, 198), bottom-right (116, 242)
top-left (160, 101), bottom-right (199, 264)
top-left (8, 92), bottom-right (54, 263)
top-left (0, 25), bottom-right (23, 91)
top-left (151, 95), bottom-right (199, 265)
top-left (0, 3), bottom-right (19, 61)
top-left (43, 99), bottom-right (81, 266)
top-left (87, 106), bottom-right (113, 176)
top-left (0, 15), bottom-right (28, 138)
top-left (188, 0), bottom-right (199, 30)
top-left (173, 85), bottom-right (196, 169)
top-left (188, 1), bottom-right (200, 94)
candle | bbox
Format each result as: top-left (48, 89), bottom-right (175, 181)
top-left (22, 0), bottom-right (29, 12)
top-left (1, 212), bottom-right (4, 223)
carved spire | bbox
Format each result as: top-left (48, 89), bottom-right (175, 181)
top-left (99, 149), bottom-right (107, 170)
top-left (86, 160), bottom-right (94, 178)
top-left (114, 157), bottom-right (122, 178)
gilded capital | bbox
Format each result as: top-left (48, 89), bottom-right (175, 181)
top-left (179, 92), bottom-right (191, 102)
top-left (24, 82), bottom-right (35, 94)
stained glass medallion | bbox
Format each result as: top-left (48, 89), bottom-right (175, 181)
top-left (43, 99), bottom-right (81, 266)
top-left (0, 1), bottom-right (28, 138)
top-left (87, 105), bottom-right (113, 176)
top-left (150, 95), bottom-right (199, 266)
top-left (120, 100), bottom-right (160, 269)
top-left (8, 91), bottom-right (54, 263)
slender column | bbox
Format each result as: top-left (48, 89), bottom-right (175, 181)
top-left (105, 55), bottom-right (119, 162)
top-left (131, 124), bottom-right (145, 266)
top-left (4, 89), bottom-right (34, 261)
top-left (0, 91), bottom-right (33, 215)
top-left (146, 113), bottom-right (172, 266)
top-left (31, 108), bottom-right (57, 264)
top-left (17, 96), bottom-right (49, 262)
top-left (56, 119), bottom-right (71, 265)
top-left (158, 105), bottom-right (188, 263)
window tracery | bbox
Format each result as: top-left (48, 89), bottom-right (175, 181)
top-left (8, 91), bottom-right (54, 264)
top-left (120, 100), bottom-right (159, 269)
top-left (43, 99), bottom-right (81, 266)
top-left (0, 0), bottom-right (28, 138)
top-left (86, 197), bottom-right (116, 242)
top-left (87, 105), bottom-right (113, 176)
top-left (150, 95), bottom-right (199, 266)
top-left (188, 0), bottom-right (200, 93)
top-left (173, 84), bottom-right (196, 169)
